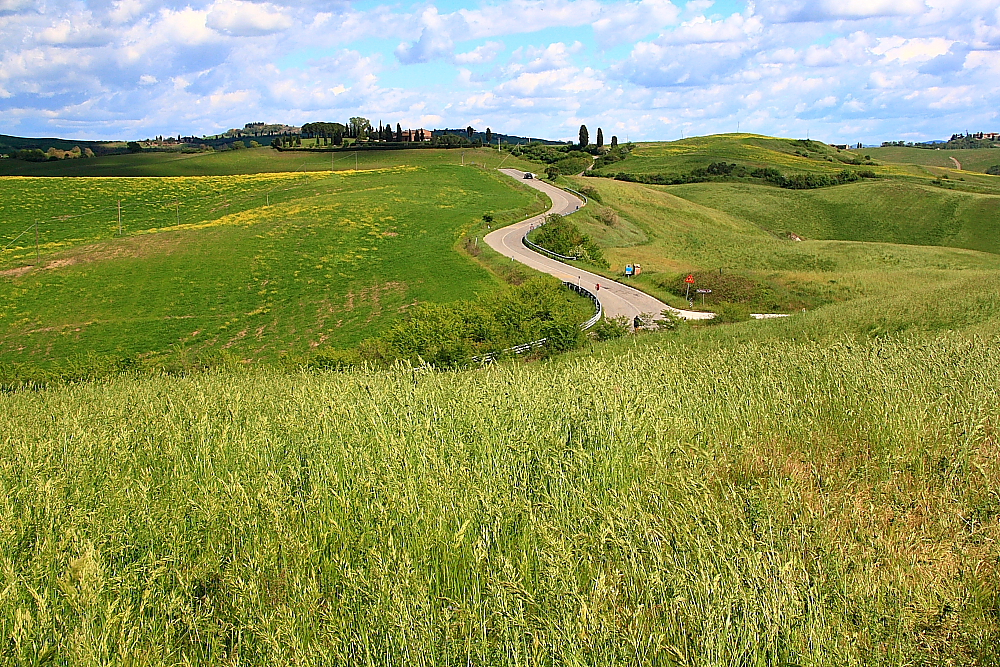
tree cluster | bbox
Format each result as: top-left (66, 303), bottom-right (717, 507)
top-left (529, 214), bottom-right (607, 267)
top-left (597, 162), bottom-right (879, 190)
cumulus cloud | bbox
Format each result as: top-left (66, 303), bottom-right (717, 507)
top-left (0, 0), bottom-right (998, 143)
top-left (592, 0), bottom-right (680, 47)
top-left (759, 0), bottom-right (928, 22)
top-left (206, 0), bottom-right (293, 37)
top-left (454, 41), bottom-right (505, 65)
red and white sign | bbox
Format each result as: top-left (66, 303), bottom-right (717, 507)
top-left (684, 274), bottom-right (696, 284)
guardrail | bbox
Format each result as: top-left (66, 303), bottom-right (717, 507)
top-left (472, 281), bottom-right (602, 363)
top-left (561, 186), bottom-right (588, 206)
top-left (522, 234), bottom-right (580, 261)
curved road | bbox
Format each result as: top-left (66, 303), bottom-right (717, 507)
top-left (485, 169), bottom-right (715, 322)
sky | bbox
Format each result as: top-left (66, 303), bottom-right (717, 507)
top-left (0, 0), bottom-right (998, 143)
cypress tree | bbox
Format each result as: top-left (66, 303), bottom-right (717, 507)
top-left (397, 123), bottom-right (403, 142)
top-left (579, 125), bottom-right (589, 147)
top-left (485, 128), bottom-right (492, 144)
top-left (611, 135), bottom-right (618, 148)
top-left (596, 128), bottom-right (604, 148)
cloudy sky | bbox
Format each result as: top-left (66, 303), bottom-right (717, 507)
top-left (1, 0), bottom-right (998, 142)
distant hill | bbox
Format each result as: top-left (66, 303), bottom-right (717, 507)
top-left (0, 133), bottom-right (123, 154)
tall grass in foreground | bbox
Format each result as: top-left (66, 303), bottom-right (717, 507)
top-left (1, 331), bottom-right (998, 665)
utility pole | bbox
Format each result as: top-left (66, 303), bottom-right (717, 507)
top-left (117, 200), bottom-right (122, 236)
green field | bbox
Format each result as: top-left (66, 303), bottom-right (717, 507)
top-left (867, 145), bottom-right (1000, 174)
top-left (0, 154), bottom-right (551, 378)
top-left (0, 145), bottom-right (533, 177)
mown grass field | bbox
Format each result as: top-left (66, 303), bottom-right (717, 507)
top-left (0, 153), bottom-right (549, 378)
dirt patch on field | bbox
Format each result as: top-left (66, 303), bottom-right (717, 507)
top-left (5, 233), bottom-right (190, 278)
top-left (0, 265), bottom-right (34, 278)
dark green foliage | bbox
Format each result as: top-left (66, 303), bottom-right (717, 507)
top-left (655, 271), bottom-right (777, 311)
top-left (596, 128), bottom-right (604, 148)
top-left (485, 128), bottom-right (492, 144)
top-left (601, 162), bottom-right (879, 190)
top-left (579, 125), bottom-right (589, 148)
top-left (578, 186), bottom-right (601, 203)
top-left (529, 214), bottom-right (607, 267)
top-left (987, 165), bottom-right (1000, 176)
top-left (364, 277), bottom-right (589, 366)
top-left (590, 315), bottom-right (630, 340)
top-left (10, 148), bottom-right (47, 161)
top-left (592, 144), bottom-right (632, 170)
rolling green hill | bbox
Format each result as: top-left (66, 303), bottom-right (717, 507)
top-left (591, 133), bottom-right (886, 177)
top-left (668, 179), bottom-right (1000, 254)
top-left (0, 161), bottom-right (551, 378)
top-left (868, 145), bottom-right (1000, 173)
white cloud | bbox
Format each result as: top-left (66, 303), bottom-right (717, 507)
top-left (454, 41), bottom-right (505, 65)
top-left (759, 0), bottom-right (927, 22)
top-left (0, 0), bottom-right (997, 144)
top-left (592, 0), bottom-right (681, 47)
top-left (206, 0), bottom-right (293, 37)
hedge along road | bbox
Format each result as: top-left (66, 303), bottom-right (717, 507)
top-left (486, 169), bottom-right (715, 323)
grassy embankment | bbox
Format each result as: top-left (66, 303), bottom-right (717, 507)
top-left (0, 148), bottom-right (563, 380)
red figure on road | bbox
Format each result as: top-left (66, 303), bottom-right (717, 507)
top-left (596, 284), bottom-right (600, 291)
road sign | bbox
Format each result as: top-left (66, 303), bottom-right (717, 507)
top-left (684, 274), bottom-right (695, 284)
top-left (695, 289), bottom-right (712, 294)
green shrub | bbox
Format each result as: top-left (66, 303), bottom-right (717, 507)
top-left (529, 214), bottom-right (608, 267)
top-left (590, 315), bottom-right (630, 340)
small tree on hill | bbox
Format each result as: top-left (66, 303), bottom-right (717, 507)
top-left (467, 125), bottom-right (474, 138)
top-left (396, 123), bottom-right (403, 142)
top-left (579, 125), bottom-right (589, 147)
top-left (485, 128), bottom-right (492, 144)
top-left (596, 128), bottom-right (604, 148)
top-left (611, 135), bottom-right (618, 148)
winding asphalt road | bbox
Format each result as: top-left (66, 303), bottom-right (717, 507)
top-left (485, 169), bottom-right (715, 322)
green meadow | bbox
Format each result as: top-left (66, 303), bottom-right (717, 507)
top-left (1, 135), bottom-right (998, 665)
top-left (0, 154), bottom-right (549, 379)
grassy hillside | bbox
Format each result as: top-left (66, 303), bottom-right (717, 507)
top-left (591, 134), bottom-right (889, 178)
top-left (868, 145), bottom-right (1000, 174)
top-left (0, 146), bottom-right (536, 177)
top-left (0, 163), bottom-right (549, 377)
top-left (560, 175), bottom-right (1000, 313)
top-left (668, 179), bottom-right (1000, 255)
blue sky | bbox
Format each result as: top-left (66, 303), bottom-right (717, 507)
top-left (1, 0), bottom-right (998, 142)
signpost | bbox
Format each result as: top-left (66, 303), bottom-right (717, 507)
top-left (695, 288), bottom-right (712, 306)
top-left (684, 273), bottom-right (695, 300)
